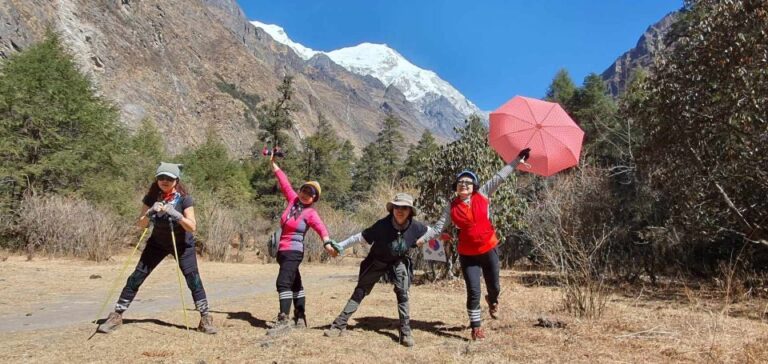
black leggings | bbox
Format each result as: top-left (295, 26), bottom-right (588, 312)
top-left (115, 236), bottom-right (208, 315)
top-left (459, 248), bottom-right (500, 328)
top-left (275, 250), bottom-right (305, 317)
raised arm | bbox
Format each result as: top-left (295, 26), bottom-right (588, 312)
top-left (479, 148), bottom-right (530, 197)
top-left (273, 161), bottom-right (298, 202)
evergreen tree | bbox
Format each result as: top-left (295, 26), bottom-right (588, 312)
top-left (129, 118), bottom-right (166, 188)
top-left (352, 114), bottom-right (404, 193)
top-left (300, 113), bottom-right (354, 207)
top-left (570, 73), bottom-right (619, 164)
top-left (545, 69), bottom-right (577, 108)
top-left (250, 75), bottom-right (304, 218)
top-left (0, 32), bottom-right (134, 215)
top-left (178, 131), bottom-right (252, 207)
top-left (400, 130), bottom-right (439, 182)
top-left (256, 75), bottom-right (298, 148)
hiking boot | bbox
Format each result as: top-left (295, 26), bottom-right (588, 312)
top-left (323, 324), bottom-right (346, 337)
top-left (97, 312), bottom-right (123, 334)
top-left (197, 314), bottom-right (217, 334)
top-left (266, 313), bottom-right (292, 336)
top-left (486, 295), bottom-right (499, 319)
top-left (399, 330), bottom-right (415, 347)
top-left (471, 327), bottom-right (486, 341)
top-left (293, 315), bottom-right (307, 329)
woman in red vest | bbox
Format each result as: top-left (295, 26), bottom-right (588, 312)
top-left (420, 148), bottom-right (529, 340)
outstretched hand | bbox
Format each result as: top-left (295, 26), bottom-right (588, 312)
top-left (517, 147), bottom-right (531, 162)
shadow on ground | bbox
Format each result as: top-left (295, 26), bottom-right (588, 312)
top-left (209, 310), bottom-right (270, 329)
top-left (350, 316), bottom-right (467, 342)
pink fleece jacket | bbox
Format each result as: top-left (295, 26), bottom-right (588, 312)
top-left (275, 169), bottom-right (329, 252)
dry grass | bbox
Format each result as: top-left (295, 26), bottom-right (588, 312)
top-left (16, 195), bottom-right (133, 262)
top-left (2, 253), bottom-right (768, 363)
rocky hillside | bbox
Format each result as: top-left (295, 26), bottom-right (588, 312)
top-left (0, 0), bottom-right (456, 156)
top-left (601, 11), bottom-right (680, 97)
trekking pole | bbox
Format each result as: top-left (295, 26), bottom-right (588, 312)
top-left (93, 222), bottom-right (153, 325)
top-left (169, 220), bottom-right (191, 332)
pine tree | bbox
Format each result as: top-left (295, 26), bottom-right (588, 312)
top-left (545, 69), bottom-right (577, 108)
top-left (256, 75), bottom-right (298, 148)
top-left (352, 114), bottom-right (404, 194)
top-left (570, 73), bottom-right (619, 164)
top-left (400, 130), bottom-right (439, 182)
top-left (250, 75), bottom-right (304, 217)
top-left (0, 31), bottom-right (134, 214)
top-left (129, 118), bottom-right (166, 188)
top-left (178, 131), bottom-right (252, 206)
top-left (300, 112), bottom-right (354, 207)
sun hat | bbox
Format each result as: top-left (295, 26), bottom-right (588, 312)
top-left (301, 181), bottom-right (321, 201)
top-left (386, 192), bottom-right (419, 216)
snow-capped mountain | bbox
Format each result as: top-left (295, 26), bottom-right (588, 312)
top-left (250, 20), bottom-right (484, 119)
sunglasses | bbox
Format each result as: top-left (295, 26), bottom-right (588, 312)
top-left (156, 175), bottom-right (176, 182)
top-left (393, 205), bottom-right (411, 210)
top-left (300, 187), bottom-right (316, 197)
top-left (456, 180), bottom-right (474, 186)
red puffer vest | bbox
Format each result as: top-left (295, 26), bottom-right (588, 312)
top-left (450, 192), bottom-right (499, 256)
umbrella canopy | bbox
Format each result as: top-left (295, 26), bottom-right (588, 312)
top-left (489, 96), bottom-right (584, 177)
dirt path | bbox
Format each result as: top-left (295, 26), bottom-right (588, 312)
top-left (0, 255), bottom-right (357, 333)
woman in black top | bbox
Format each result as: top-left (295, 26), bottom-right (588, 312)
top-left (322, 193), bottom-right (432, 347)
top-left (97, 162), bottom-right (217, 334)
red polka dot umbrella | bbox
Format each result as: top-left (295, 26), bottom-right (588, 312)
top-left (489, 96), bottom-right (584, 177)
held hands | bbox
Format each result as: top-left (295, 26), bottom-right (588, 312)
top-left (324, 239), bottom-right (342, 257)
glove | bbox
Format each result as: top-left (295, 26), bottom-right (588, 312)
top-left (164, 207), bottom-right (184, 222)
top-left (323, 239), bottom-right (342, 254)
top-left (517, 147), bottom-right (531, 161)
top-left (145, 202), bottom-right (164, 219)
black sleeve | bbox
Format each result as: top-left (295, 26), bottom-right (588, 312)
top-left (142, 194), bottom-right (154, 207)
top-left (361, 219), bottom-right (383, 245)
top-left (181, 195), bottom-right (194, 210)
top-left (361, 225), bottom-right (376, 245)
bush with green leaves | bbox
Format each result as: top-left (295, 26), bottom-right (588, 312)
top-left (626, 0), bottom-right (768, 274)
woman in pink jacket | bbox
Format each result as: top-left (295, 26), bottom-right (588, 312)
top-left (267, 156), bottom-right (336, 336)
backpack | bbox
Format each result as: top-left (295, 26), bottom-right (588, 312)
top-left (268, 227), bottom-right (282, 258)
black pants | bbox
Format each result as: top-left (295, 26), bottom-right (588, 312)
top-left (459, 248), bottom-right (500, 328)
top-left (115, 235), bottom-right (209, 315)
top-left (275, 250), bottom-right (305, 318)
top-left (332, 257), bottom-right (412, 333)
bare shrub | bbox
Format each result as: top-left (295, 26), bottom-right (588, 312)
top-left (17, 195), bottom-right (132, 261)
top-left (197, 200), bottom-right (264, 263)
top-left (524, 166), bottom-right (616, 318)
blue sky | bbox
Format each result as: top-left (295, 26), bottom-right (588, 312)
top-left (237, 0), bottom-right (682, 110)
